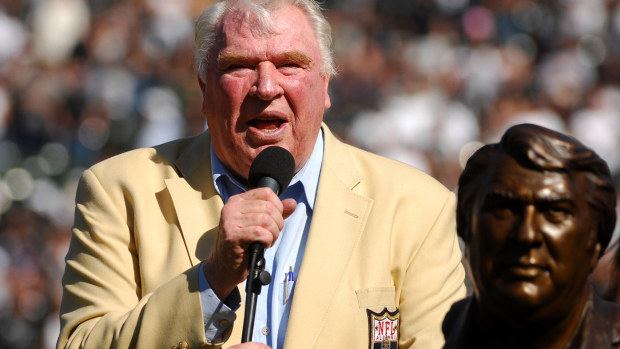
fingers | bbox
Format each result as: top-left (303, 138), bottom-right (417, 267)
top-left (282, 198), bottom-right (297, 219)
top-left (222, 187), bottom-right (287, 248)
top-left (204, 187), bottom-right (297, 299)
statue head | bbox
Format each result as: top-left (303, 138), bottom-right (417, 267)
top-left (457, 123), bottom-right (617, 326)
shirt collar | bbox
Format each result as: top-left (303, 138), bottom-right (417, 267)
top-left (210, 129), bottom-right (324, 209)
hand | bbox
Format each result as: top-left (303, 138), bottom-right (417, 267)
top-left (228, 343), bottom-right (272, 349)
top-left (204, 187), bottom-right (297, 299)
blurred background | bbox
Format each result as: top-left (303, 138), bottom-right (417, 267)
top-left (0, 0), bottom-right (619, 347)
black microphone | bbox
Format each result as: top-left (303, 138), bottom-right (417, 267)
top-left (242, 146), bottom-right (295, 343)
top-left (248, 145), bottom-right (295, 194)
top-left (246, 145), bottom-right (295, 279)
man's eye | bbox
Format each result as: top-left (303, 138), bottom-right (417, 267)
top-left (481, 196), bottom-right (520, 219)
top-left (278, 63), bottom-right (303, 72)
top-left (487, 207), bottom-right (516, 220)
top-left (544, 206), bottom-right (571, 222)
top-left (226, 64), bottom-right (253, 71)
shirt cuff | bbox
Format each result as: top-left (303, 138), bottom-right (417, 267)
top-left (198, 261), bottom-right (241, 342)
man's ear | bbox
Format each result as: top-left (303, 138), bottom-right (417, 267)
top-left (198, 76), bottom-right (207, 115)
top-left (323, 75), bottom-right (331, 110)
top-left (198, 76), bottom-right (206, 93)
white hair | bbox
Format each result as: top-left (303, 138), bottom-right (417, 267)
top-left (194, 0), bottom-right (336, 81)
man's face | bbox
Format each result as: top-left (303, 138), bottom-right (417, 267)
top-left (468, 154), bottom-right (600, 322)
top-left (199, 4), bottom-right (331, 180)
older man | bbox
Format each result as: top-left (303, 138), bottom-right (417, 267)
top-left (443, 123), bottom-right (620, 348)
top-left (57, 1), bottom-right (465, 348)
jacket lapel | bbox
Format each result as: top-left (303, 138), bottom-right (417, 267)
top-left (165, 131), bottom-right (249, 342)
top-left (284, 125), bottom-right (373, 347)
top-left (166, 132), bottom-right (223, 266)
top-left (164, 126), bottom-right (373, 345)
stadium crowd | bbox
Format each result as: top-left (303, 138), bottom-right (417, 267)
top-left (0, 0), bottom-right (619, 347)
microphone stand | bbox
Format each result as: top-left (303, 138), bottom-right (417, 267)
top-left (241, 242), bottom-right (271, 343)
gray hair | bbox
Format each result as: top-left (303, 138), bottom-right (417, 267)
top-left (194, 0), bottom-right (336, 82)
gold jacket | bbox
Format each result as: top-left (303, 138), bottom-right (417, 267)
top-left (58, 124), bottom-right (466, 349)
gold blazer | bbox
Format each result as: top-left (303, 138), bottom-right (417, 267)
top-left (58, 124), bottom-right (466, 349)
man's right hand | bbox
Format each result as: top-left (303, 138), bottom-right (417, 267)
top-left (203, 187), bottom-right (297, 299)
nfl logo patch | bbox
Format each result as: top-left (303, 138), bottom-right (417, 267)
top-left (367, 308), bottom-right (399, 349)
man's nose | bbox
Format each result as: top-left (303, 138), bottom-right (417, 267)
top-left (513, 205), bottom-right (543, 245)
top-left (249, 62), bottom-right (283, 100)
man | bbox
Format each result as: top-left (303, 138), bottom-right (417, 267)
top-left (57, 0), bottom-right (465, 348)
top-left (443, 123), bottom-right (620, 348)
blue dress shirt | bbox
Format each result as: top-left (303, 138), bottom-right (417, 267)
top-left (199, 130), bottom-right (324, 348)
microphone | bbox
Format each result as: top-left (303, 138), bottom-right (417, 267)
top-left (247, 145), bottom-right (295, 271)
top-left (248, 145), bottom-right (295, 194)
top-left (242, 146), bottom-right (295, 343)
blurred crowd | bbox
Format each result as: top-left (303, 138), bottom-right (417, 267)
top-left (0, 0), bottom-right (619, 348)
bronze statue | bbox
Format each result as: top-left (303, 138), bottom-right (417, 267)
top-left (443, 123), bottom-right (620, 348)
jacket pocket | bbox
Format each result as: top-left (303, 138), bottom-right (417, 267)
top-left (355, 286), bottom-right (396, 309)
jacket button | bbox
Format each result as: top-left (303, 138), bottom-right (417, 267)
top-left (178, 341), bottom-right (189, 349)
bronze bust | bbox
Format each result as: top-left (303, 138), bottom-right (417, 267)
top-left (443, 123), bottom-right (620, 348)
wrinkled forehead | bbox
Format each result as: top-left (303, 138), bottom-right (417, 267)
top-left (217, 4), bottom-right (282, 39)
top-left (214, 4), bottom-right (320, 62)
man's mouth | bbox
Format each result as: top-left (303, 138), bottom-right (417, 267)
top-left (497, 260), bottom-right (548, 280)
top-left (508, 264), bottom-right (545, 278)
top-left (248, 118), bottom-right (285, 133)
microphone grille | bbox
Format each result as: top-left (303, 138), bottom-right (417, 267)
top-left (248, 146), bottom-right (295, 193)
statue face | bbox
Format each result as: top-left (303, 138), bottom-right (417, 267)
top-left (468, 154), bottom-right (601, 322)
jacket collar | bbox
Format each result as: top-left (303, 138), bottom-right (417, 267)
top-left (283, 123), bottom-right (373, 346)
top-left (166, 131), bottom-right (223, 265)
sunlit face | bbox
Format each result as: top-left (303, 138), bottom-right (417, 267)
top-left (468, 154), bottom-right (600, 323)
top-left (199, 4), bottom-right (331, 180)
